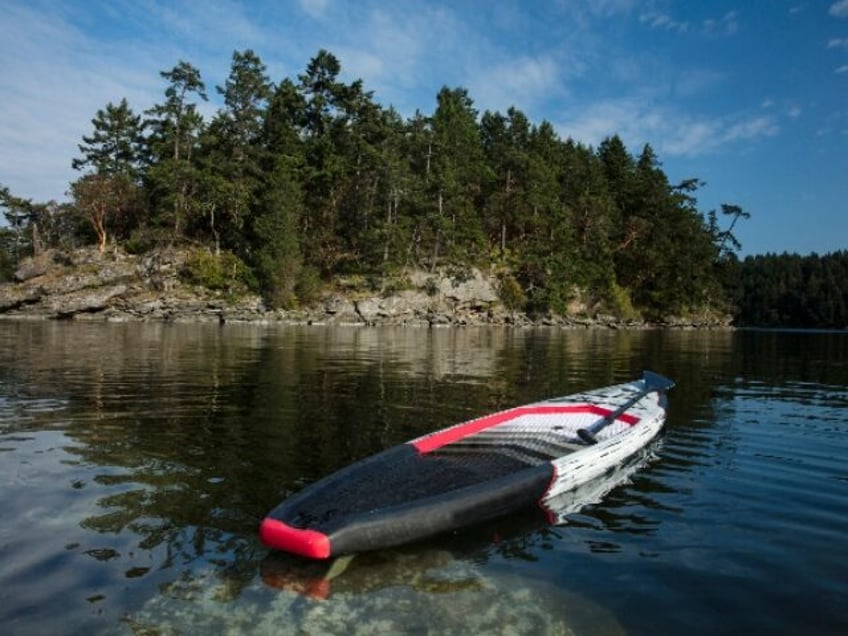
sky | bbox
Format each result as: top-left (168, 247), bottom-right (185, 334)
top-left (1, 0), bottom-right (846, 257)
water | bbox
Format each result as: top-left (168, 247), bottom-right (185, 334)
top-left (0, 322), bottom-right (845, 635)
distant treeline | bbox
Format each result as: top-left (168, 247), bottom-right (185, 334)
top-left (725, 251), bottom-right (848, 329)
top-left (0, 48), bottom-right (840, 328)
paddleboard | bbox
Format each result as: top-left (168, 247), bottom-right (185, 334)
top-left (260, 371), bottom-right (674, 558)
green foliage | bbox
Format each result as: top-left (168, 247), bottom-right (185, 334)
top-left (0, 228), bottom-right (16, 281)
top-left (379, 273), bottom-right (411, 298)
top-left (124, 226), bottom-right (170, 255)
top-left (6, 48), bottom-right (771, 325)
top-left (295, 266), bottom-right (323, 305)
top-left (72, 98), bottom-right (144, 180)
top-left (606, 282), bottom-right (640, 321)
top-left (144, 60), bottom-right (208, 239)
top-left (731, 251), bottom-right (848, 328)
top-left (498, 274), bottom-right (527, 311)
top-left (182, 249), bottom-right (256, 293)
top-left (424, 277), bottom-right (439, 297)
top-left (253, 159), bottom-right (303, 309)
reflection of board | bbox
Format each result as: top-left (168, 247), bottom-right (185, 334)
top-left (260, 371), bottom-right (673, 559)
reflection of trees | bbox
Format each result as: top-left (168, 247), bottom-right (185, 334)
top-left (0, 322), bottom-right (713, 590)
top-left (4, 321), bottom-right (844, 605)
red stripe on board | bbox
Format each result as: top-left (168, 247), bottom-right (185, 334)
top-left (259, 517), bottom-right (331, 559)
top-left (538, 463), bottom-right (560, 524)
top-left (411, 405), bottom-right (640, 453)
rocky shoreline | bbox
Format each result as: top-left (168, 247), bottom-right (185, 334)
top-left (0, 247), bottom-right (732, 329)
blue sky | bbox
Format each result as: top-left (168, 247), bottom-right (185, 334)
top-left (1, 0), bottom-right (845, 256)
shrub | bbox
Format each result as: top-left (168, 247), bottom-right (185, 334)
top-left (498, 274), bottom-right (527, 311)
top-left (295, 266), bottom-right (322, 305)
top-left (182, 249), bottom-right (256, 293)
top-left (607, 282), bottom-right (641, 321)
top-left (424, 277), bottom-right (439, 297)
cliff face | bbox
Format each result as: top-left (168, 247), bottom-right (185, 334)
top-left (0, 248), bottom-right (731, 328)
top-left (0, 248), bottom-right (261, 323)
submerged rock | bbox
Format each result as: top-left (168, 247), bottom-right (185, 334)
top-left (128, 549), bottom-right (626, 635)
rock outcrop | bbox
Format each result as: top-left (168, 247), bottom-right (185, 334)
top-left (0, 247), bottom-right (733, 328)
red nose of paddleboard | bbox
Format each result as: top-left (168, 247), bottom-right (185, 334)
top-left (259, 517), bottom-right (332, 559)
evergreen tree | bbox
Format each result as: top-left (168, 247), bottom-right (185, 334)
top-left (4, 47), bottom-right (799, 326)
top-left (480, 107), bottom-right (533, 256)
top-left (428, 86), bottom-right (487, 265)
top-left (205, 49), bottom-right (272, 255)
top-left (72, 98), bottom-right (144, 180)
top-left (297, 49), bottom-right (349, 272)
top-left (328, 78), bottom-right (386, 270)
top-left (70, 99), bottom-right (147, 244)
top-left (254, 157), bottom-right (303, 308)
top-left (370, 107), bottom-right (413, 271)
top-left (561, 141), bottom-right (618, 300)
top-left (715, 203), bottom-right (751, 258)
top-left (0, 185), bottom-right (34, 262)
top-left (144, 60), bottom-right (208, 239)
top-left (521, 121), bottom-right (576, 312)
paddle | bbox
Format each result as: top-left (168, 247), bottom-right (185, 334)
top-left (577, 371), bottom-right (675, 445)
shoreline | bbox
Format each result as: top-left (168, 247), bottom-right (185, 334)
top-left (0, 247), bottom-right (734, 330)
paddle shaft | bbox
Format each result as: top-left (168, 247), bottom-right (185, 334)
top-left (577, 371), bottom-right (674, 445)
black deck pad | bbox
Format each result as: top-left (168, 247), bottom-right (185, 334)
top-left (277, 444), bottom-right (544, 530)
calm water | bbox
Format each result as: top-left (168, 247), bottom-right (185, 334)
top-left (0, 322), bottom-right (845, 635)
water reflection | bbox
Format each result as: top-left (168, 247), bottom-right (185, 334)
top-left (1, 322), bottom-right (846, 634)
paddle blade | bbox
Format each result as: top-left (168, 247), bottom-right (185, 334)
top-left (643, 371), bottom-right (675, 392)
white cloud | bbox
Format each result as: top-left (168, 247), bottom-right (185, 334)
top-left (467, 56), bottom-right (567, 115)
top-left (639, 12), bottom-right (689, 33)
top-left (827, 37), bottom-right (848, 48)
top-left (674, 69), bottom-right (726, 97)
top-left (554, 97), bottom-right (779, 157)
top-left (0, 3), bottom-right (168, 201)
top-left (830, 0), bottom-right (848, 18)
top-left (298, 0), bottom-right (331, 20)
top-left (317, 6), bottom-right (477, 113)
top-left (703, 11), bottom-right (739, 36)
top-left (836, 64), bottom-right (848, 73)
top-left (722, 116), bottom-right (779, 142)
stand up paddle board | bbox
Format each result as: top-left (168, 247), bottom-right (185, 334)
top-left (260, 371), bottom-right (674, 559)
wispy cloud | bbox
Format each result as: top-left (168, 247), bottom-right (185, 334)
top-left (702, 11), bottom-right (739, 36)
top-left (639, 8), bottom-right (738, 37)
top-left (830, 0), bottom-right (848, 18)
top-left (762, 99), bottom-right (803, 120)
top-left (298, 0), bottom-right (331, 20)
top-left (0, 2), bottom-right (168, 200)
top-left (639, 12), bottom-right (689, 33)
top-left (555, 97), bottom-right (779, 157)
top-left (467, 56), bottom-right (567, 115)
top-left (674, 69), bottom-right (726, 97)
top-left (0, 0), bottom-right (840, 221)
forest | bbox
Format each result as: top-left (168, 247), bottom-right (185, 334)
top-left (0, 49), bottom-right (843, 328)
top-left (726, 251), bottom-right (848, 329)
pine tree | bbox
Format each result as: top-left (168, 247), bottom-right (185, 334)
top-left (69, 98), bottom-right (146, 248)
top-left (428, 86), bottom-right (487, 266)
top-left (205, 49), bottom-right (272, 255)
top-left (144, 60), bottom-right (208, 239)
top-left (72, 98), bottom-right (144, 179)
top-left (254, 158), bottom-right (304, 308)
